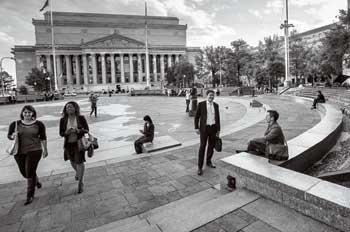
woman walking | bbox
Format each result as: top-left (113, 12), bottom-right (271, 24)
top-left (7, 105), bottom-right (48, 205)
top-left (134, 115), bottom-right (155, 154)
top-left (59, 101), bottom-right (89, 194)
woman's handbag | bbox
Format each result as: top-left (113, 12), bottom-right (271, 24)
top-left (6, 121), bottom-right (18, 156)
top-left (214, 136), bottom-right (222, 152)
top-left (266, 137), bottom-right (288, 161)
top-left (78, 135), bottom-right (91, 151)
top-left (88, 133), bottom-right (99, 150)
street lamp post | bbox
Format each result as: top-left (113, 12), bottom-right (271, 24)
top-left (0, 57), bottom-right (15, 96)
top-left (280, 0), bottom-right (294, 87)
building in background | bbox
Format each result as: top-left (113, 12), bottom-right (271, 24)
top-left (12, 12), bottom-right (200, 92)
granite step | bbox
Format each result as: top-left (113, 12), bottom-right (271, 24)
top-left (87, 216), bottom-right (160, 232)
top-left (149, 189), bottom-right (260, 232)
top-left (88, 188), bottom-right (259, 232)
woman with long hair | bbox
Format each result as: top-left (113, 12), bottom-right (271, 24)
top-left (59, 101), bottom-right (89, 193)
top-left (7, 105), bottom-right (48, 205)
top-left (134, 115), bottom-right (155, 154)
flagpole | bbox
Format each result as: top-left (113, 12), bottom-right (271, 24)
top-left (50, 0), bottom-right (58, 91)
top-left (145, 1), bottom-right (150, 87)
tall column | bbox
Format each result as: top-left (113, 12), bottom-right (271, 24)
top-left (137, 54), bottom-right (142, 83)
top-left (56, 55), bottom-right (62, 86)
top-left (36, 55), bottom-right (41, 69)
top-left (92, 53), bottom-right (97, 84)
top-left (101, 53), bottom-right (106, 84)
top-left (82, 54), bottom-right (88, 85)
top-left (160, 54), bottom-right (165, 81)
top-left (152, 54), bottom-right (157, 82)
top-left (46, 55), bottom-right (52, 73)
top-left (75, 55), bottom-right (81, 85)
top-left (65, 55), bottom-right (72, 86)
top-left (175, 54), bottom-right (179, 63)
top-left (129, 53), bottom-right (134, 83)
top-left (120, 53), bottom-right (125, 83)
top-left (168, 54), bottom-right (172, 68)
top-left (111, 53), bottom-right (116, 84)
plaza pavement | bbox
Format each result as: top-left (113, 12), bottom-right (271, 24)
top-left (0, 95), bottom-right (327, 232)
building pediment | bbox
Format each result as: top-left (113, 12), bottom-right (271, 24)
top-left (82, 33), bottom-right (145, 48)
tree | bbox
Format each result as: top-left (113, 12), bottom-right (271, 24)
top-left (195, 46), bottom-right (230, 87)
top-left (0, 71), bottom-right (15, 93)
top-left (321, 9), bottom-right (350, 76)
top-left (255, 35), bottom-right (284, 90)
top-left (25, 68), bottom-right (52, 92)
top-left (165, 58), bottom-right (195, 87)
top-left (227, 39), bottom-right (253, 86)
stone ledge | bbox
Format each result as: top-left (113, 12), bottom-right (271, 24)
top-left (143, 136), bottom-right (182, 153)
top-left (220, 96), bottom-right (348, 231)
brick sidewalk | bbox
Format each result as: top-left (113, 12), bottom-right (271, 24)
top-left (0, 96), bottom-right (321, 232)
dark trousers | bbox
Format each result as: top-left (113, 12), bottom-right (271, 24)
top-left (312, 98), bottom-right (325, 108)
top-left (198, 125), bottom-right (217, 169)
top-left (186, 100), bottom-right (190, 112)
top-left (134, 136), bottom-right (152, 154)
top-left (14, 150), bottom-right (42, 197)
top-left (90, 104), bottom-right (97, 117)
top-left (247, 140), bottom-right (266, 157)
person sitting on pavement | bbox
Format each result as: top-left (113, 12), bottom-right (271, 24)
top-left (134, 115), bottom-right (155, 154)
top-left (311, 90), bottom-right (325, 109)
top-left (236, 110), bottom-right (286, 158)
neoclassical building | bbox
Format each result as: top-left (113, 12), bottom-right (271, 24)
top-left (12, 11), bottom-right (200, 92)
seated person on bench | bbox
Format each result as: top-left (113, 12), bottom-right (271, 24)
top-left (311, 90), bottom-right (325, 109)
top-left (236, 110), bottom-right (286, 158)
top-left (134, 115), bottom-right (155, 154)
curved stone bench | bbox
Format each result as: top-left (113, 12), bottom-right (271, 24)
top-left (220, 96), bottom-right (348, 231)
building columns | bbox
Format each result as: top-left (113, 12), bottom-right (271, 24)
top-left (129, 53), bottom-right (134, 83)
top-left (46, 55), bottom-right (52, 73)
top-left (175, 54), bottom-right (179, 64)
top-left (101, 53), bottom-right (106, 84)
top-left (75, 55), bottom-right (81, 85)
top-left (120, 53), bottom-right (125, 83)
top-left (160, 54), bottom-right (165, 81)
top-left (167, 54), bottom-right (172, 68)
top-left (111, 53), bottom-right (116, 84)
top-left (56, 55), bottom-right (63, 86)
top-left (36, 55), bottom-right (41, 69)
top-left (82, 54), bottom-right (88, 85)
top-left (152, 54), bottom-right (157, 82)
top-left (91, 54), bottom-right (97, 85)
top-left (65, 55), bottom-right (72, 86)
top-left (137, 54), bottom-right (142, 83)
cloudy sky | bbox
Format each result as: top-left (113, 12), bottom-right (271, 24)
top-left (0, 0), bottom-right (347, 79)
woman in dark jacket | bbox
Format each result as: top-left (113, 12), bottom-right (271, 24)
top-left (134, 115), bottom-right (155, 154)
top-left (7, 105), bottom-right (48, 205)
top-left (59, 101), bottom-right (89, 193)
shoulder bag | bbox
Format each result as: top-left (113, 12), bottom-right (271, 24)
top-left (6, 121), bottom-right (19, 156)
top-left (266, 135), bottom-right (289, 161)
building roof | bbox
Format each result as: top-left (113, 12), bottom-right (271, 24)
top-left (296, 23), bottom-right (336, 37)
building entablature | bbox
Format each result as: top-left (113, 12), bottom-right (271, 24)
top-left (43, 11), bottom-right (180, 25)
top-left (32, 19), bottom-right (187, 30)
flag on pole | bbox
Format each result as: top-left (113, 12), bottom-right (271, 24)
top-left (39, 0), bottom-right (49, 12)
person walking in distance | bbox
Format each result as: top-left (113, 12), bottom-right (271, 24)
top-left (185, 90), bottom-right (191, 112)
top-left (7, 105), bottom-right (48, 205)
top-left (59, 101), bottom-right (89, 194)
top-left (89, 93), bottom-right (98, 117)
top-left (194, 89), bottom-right (220, 175)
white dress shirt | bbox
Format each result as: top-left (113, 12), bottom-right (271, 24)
top-left (206, 101), bottom-right (215, 126)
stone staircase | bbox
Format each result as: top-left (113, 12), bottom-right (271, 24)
top-left (87, 187), bottom-right (260, 232)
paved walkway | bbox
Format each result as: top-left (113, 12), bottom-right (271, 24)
top-left (0, 95), bottom-right (323, 232)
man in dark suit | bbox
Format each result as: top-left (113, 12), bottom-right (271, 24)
top-left (194, 89), bottom-right (220, 175)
